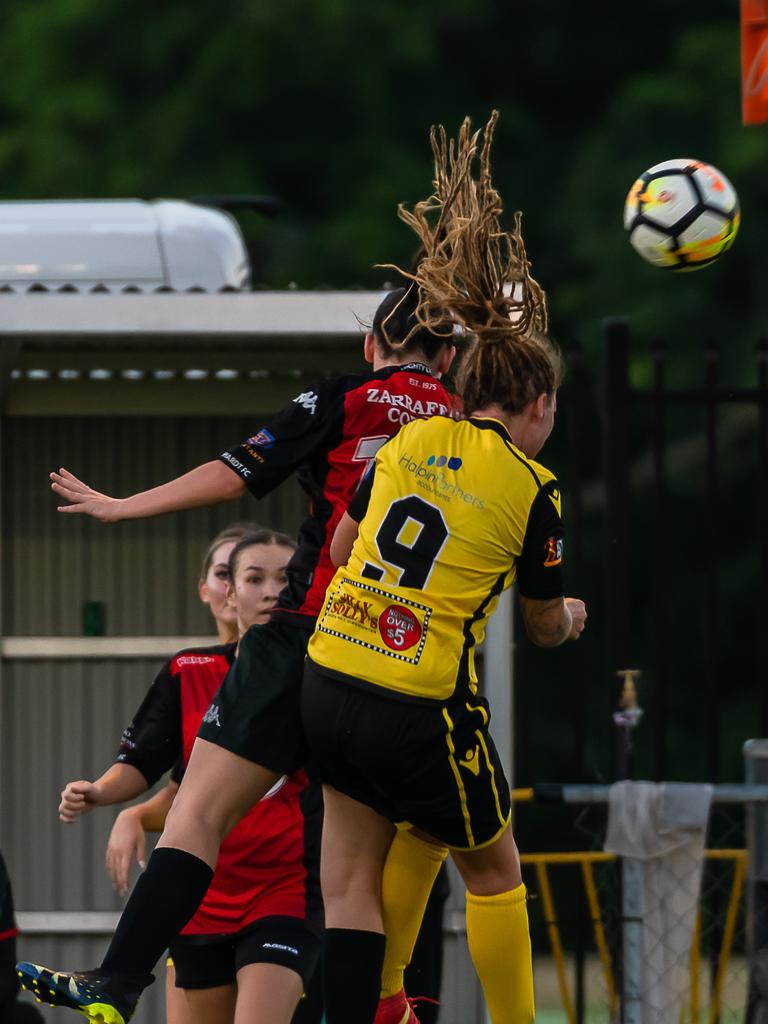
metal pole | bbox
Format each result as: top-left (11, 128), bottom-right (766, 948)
top-left (621, 857), bottom-right (644, 1024)
top-left (484, 588), bottom-right (514, 787)
top-left (745, 739), bottom-right (768, 1022)
top-left (482, 588), bottom-right (514, 1024)
top-left (602, 318), bottom-right (632, 780)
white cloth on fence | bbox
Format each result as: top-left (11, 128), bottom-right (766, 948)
top-left (604, 781), bottom-right (713, 1024)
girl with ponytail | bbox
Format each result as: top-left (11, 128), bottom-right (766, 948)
top-left (302, 113), bottom-right (587, 1024)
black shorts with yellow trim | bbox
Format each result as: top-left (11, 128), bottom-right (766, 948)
top-left (197, 619), bottom-right (312, 776)
top-left (168, 915), bottom-right (322, 990)
top-left (301, 661), bottom-right (511, 850)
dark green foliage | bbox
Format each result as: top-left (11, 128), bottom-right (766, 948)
top-left (0, 0), bottom-right (764, 352)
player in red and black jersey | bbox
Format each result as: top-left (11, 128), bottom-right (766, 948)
top-left (20, 286), bottom-right (458, 1024)
top-left (56, 531), bottom-right (323, 1024)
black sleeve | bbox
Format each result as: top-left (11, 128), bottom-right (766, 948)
top-left (516, 480), bottom-right (565, 600)
top-left (219, 379), bottom-right (343, 499)
top-left (347, 465), bottom-right (375, 522)
top-left (116, 659), bottom-right (182, 788)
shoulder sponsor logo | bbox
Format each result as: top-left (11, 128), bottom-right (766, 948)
top-left (202, 703), bottom-right (221, 727)
top-left (247, 428), bottom-right (276, 448)
top-left (221, 451), bottom-right (252, 478)
top-left (175, 656), bottom-right (216, 667)
top-left (293, 390), bottom-right (318, 414)
top-left (399, 453), bottom-right (484, 509)
top-left (543, 537), bottom-right (563, 567)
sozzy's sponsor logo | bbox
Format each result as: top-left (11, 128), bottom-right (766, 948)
top-left (399, 453), bottom-right (484, 509)
top-left (329, 593), bottom-right (378, 630)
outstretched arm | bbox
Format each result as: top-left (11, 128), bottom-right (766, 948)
top-left (51, 461), bottom-right (245, 523)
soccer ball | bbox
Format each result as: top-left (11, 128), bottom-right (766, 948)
top-left (623, 159), bottom-right (740, 270)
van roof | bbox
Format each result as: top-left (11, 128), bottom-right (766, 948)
top-left (0, 199), bottom-right (251, 292)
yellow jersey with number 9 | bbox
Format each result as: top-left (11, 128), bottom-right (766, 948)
top-left (306, 415), bottom-right (565, 702)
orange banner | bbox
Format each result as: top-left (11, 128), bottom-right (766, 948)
top-left (742, 0), bottom-right (768, 123)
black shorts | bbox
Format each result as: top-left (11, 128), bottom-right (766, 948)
top-left (301, 662), bottom-right (511, 850)
top-left (197, 620), bottom-right (312, 775)
top-left (169, 916), bottom-right (322, 990)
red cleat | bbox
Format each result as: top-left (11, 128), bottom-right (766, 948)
top-left (374, 989), bottom-right (434, 1024)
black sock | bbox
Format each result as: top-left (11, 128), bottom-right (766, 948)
top-left (101, 848), bottom-right (212, 976)
top-left (323, 928), bottom-right (385, 1024)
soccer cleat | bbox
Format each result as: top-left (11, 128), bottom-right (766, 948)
top-left (15, 962), bottom-right (152, 1024)
top-left (374, 989), bottom-right (435, 1024)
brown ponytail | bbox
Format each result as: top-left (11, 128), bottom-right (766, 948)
top-left (386, 111), bottom-right (562, 414)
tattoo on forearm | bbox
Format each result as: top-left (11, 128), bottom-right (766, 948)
top-left (520, 598), bottom-right (568, 646)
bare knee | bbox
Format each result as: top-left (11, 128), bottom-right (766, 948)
top-left (451, 826), bottom-right (522, 896)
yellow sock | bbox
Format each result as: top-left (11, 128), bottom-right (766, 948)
top-left (465, 883), bottom-right (534, 1024)
top-left (380, 829), bottom-right (448, 998)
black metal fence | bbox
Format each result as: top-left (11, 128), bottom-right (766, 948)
top-left (514, 320), bottom-right (768, 795)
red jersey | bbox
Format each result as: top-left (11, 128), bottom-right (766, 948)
top-left (219, 363), bottom-right (457, 626)
top-left (117, 645), bottom-right (322, 936)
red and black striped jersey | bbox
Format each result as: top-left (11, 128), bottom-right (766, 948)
top-left (219, 363), bottom-right (457, 626)
top-left (116, 645), bottom-right (322, 936)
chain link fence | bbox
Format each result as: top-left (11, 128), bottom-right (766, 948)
top-left (515, 782), bottom-right (768, 1023)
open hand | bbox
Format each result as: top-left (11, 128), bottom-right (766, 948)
top-left (50, 468), bottom-right (122, 522)
top-left (106, 810), bottom-right (146, 897)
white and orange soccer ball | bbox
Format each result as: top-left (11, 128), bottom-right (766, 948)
top-left (623, 159), bottom-right (740, 270)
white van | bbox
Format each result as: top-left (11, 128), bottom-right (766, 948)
top-left (0, 199), bottom-right (251, 292)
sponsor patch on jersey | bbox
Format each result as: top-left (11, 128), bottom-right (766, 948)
top-left (221, 451), bottom-right (252, 478)
top-left (399, 453), bottom-right (484, 509)
top-left (175, 655), bottom-right (216, 667)
top-left (426, 454), bottom-right (462, 471)
top-left (247, 428), bottom-right (276, 448)
top-left (317, 577), bottom-right (431, 665)
top-left (543, 537), bottom-right (563, 567)
top-left (379, 604), bottom-right (422, 651)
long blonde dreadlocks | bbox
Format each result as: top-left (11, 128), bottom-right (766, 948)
top-left (383, 111), bottom-right (561, 415)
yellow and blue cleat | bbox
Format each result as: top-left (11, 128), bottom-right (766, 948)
top-left (16, 962), bottom-right (152, 1023)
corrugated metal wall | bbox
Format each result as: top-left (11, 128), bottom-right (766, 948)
top-left (3, 657), bottom-right (174, 1024)
top-left (2, 414), bottom-right (483, 1024)
top-left (3, 417), bottom-right (307, 635)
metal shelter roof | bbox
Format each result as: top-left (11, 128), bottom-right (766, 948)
top-left (0, 291), bottom-right (388, 414)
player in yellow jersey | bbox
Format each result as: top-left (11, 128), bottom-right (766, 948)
top-left (301, 112), bottom-right (587, 1024)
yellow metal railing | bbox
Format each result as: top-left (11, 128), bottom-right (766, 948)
top-left (514, 843), bottom-right (746, 1024)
